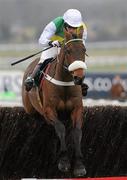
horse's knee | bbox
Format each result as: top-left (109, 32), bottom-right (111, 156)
top-left (43, 106), bottom-right (57, 121)
top-left (71, 109), bottom-right (83, 128)
top-left (54, 120), bottom-right (65, 138)
top-left (72, 127), bottom-right (82, 141)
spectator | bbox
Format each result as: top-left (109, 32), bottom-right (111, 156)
top-left (110, 75), bottom-right (126, 100)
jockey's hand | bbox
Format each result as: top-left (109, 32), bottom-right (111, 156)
top-left (81, 83), bottom-right (89, 97)
top-left (49, 40), bottom-right (61, 47)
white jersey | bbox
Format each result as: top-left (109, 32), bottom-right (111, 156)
top-left (39, 16), bottom-right (87, 47)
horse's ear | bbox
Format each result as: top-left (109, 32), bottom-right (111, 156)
top-left (78, 26), bottom-right (84, 38)
top-left (64, 28), bottom-right (72, 41)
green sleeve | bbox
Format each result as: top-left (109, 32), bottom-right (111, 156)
top-left (53, 17), bottom-right (64, 31)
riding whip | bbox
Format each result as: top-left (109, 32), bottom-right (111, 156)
top-left (11, 46), bottom-right (52, 66)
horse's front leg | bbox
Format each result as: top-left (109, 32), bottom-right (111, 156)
top-left (71, 106), bottom-right (86, 177)
top-left (44, 106), bottom-right (71, 172)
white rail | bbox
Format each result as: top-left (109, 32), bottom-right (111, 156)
top-left (0, 41), bottom-right (127, 51)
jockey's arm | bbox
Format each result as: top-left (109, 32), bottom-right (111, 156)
top-left (38, 21), bottom-right (57, 47)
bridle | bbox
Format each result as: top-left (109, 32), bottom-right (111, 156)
top-left (44, 38), bottom-right (86, 86)
top-left (62, 38), bottom-right (86, 71)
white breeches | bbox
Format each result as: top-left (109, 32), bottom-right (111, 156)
top-left (39, 46), bottom-right (61, 63)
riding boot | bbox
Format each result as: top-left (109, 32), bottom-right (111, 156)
top-left (24, 57), bottom-right (54, 91)
top-left (24, 63), bottom-right (43, 91)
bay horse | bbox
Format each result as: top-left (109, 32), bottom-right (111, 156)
top-left (22, 27), bottom-right (87, 177)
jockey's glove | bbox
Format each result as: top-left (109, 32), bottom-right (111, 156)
top-left (49, 40), bottom-right (61, 47)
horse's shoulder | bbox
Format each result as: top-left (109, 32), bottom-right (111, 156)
top-left (24, 58), bottom-right (40, 76)
top-left (31, 58), bottom-right (40, 65)
top-left (28, 58), bottom-right (40, 69)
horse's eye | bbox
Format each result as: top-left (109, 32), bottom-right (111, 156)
top-left (66, 49), bottom-right (71, 54)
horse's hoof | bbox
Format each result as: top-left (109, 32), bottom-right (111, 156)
top-left (74, 161), bottom-right (86, 177)
top-left (58, 156), bottom-right (71, 172)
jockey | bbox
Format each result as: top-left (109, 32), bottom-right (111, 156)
top-left (25, 9), bottom-right (88, 92)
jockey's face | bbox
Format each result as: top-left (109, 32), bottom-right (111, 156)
top-left (64, 23), bottom-right (77, 34)
top-left (66, 26), bottom-right (77, 34)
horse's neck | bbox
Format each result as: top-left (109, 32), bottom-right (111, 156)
top-left (55, 53), bottom-right (72, 82)
top-left (47, 49), bottom-right (71, 82)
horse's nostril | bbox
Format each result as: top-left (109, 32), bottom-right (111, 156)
top-left (73, 76), bottom-right (83, 85)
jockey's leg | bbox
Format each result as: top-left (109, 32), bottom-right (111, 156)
top-left (24, 59), bottom-right (53, 91)
top-left (24, 46), bottom-right (58, 91)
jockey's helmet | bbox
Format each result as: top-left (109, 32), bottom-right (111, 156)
top-left (63, 9), bottom-right (82, 28)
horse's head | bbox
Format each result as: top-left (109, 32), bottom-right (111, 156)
top-left (61, 26), bottom-right (87, 85)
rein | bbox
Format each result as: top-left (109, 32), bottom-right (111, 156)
top-left (65, 38), bottom-right (83, 45)
top-left (64, 38), bottom-right (88, 56)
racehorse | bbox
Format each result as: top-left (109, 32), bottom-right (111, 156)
top-left (22, 26), bottom-right (87, 177)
